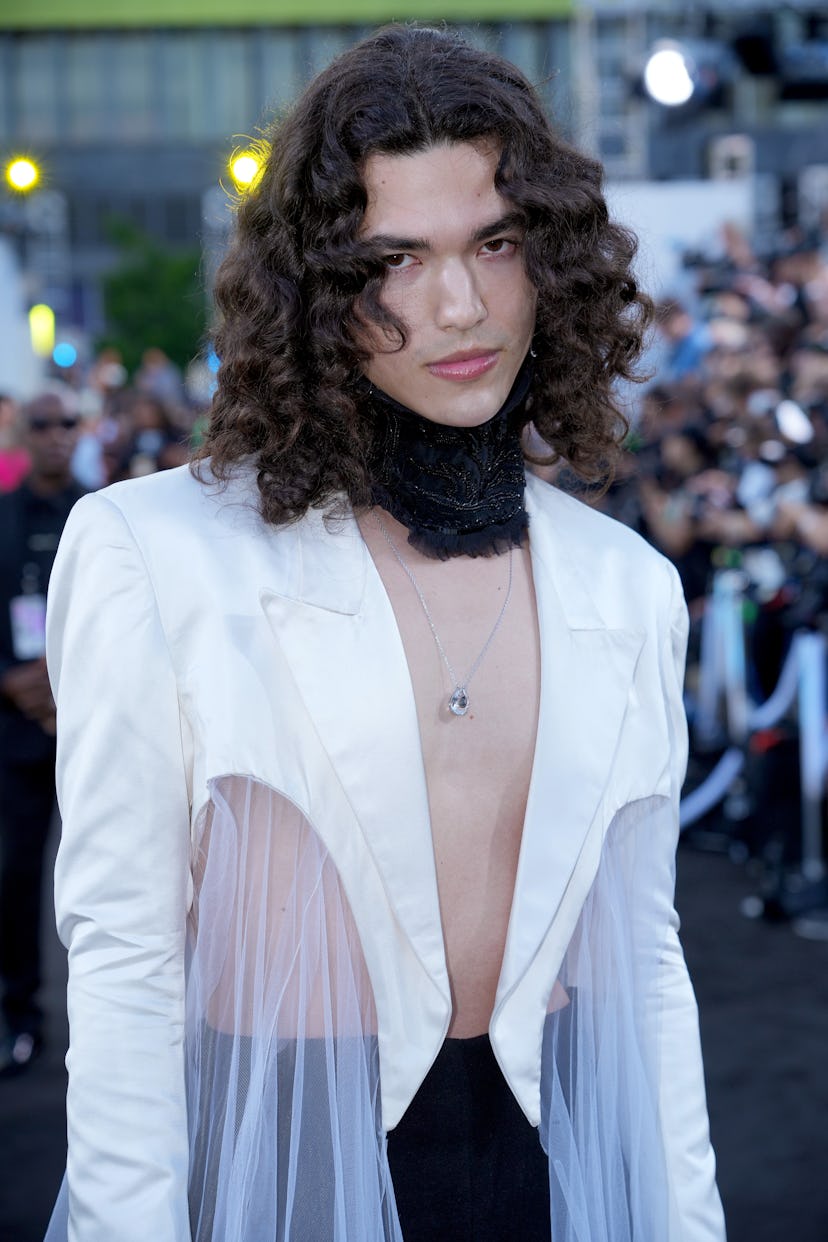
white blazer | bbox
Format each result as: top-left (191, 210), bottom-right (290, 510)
top-left (46, 463), bottom-right (726, 1242)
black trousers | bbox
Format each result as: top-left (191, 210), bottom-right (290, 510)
top-left (387, 1033), bottom-right (551, 1242)
top-left (0, 755), bottom-right (56, 1037)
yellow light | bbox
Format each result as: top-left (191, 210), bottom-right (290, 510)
top-left (29, 304), bottom-right (55, 358)
top-left (5, 157), bottom-right (40, 192)
top-left (229, 151), bottom-right (263, 188)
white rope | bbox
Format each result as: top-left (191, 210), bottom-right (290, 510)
top-left (679, 747), bottom-right (745, 829)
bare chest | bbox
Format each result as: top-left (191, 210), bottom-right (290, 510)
top-left (362, 519), bottom-right (541, 1034)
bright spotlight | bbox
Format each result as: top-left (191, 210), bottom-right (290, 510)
top-left (229, 151), bottom-right (263, 188)
top-left (5, 156), bottom-right (40, 192)
top-left (29, 304), bottom-right (55, 357)
top-left (643, 44), bottom-right (695, 107)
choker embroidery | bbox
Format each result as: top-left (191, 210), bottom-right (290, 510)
top-left (367, 359), bottom-right (533, 559)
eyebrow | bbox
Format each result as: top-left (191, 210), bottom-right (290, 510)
top-left (365, 211), bottom-right (525, 253)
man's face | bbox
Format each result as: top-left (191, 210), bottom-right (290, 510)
top-left (359, 141), bottom-right (537, 428)
top-left (23, 397), bottom-right (80, 482)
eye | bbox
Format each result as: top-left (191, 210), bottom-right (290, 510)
top-left (481, 237), bottom-right (519, 256)
top-left (383, 252), bottom-right (416, 271)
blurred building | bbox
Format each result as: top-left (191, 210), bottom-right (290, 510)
top-left (1, 0), bottom-right (828, 338)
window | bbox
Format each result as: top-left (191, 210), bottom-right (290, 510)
top-left (258, 29), bottom-right (302, 118)
top-left (66, 35), bottom-right (108, 141)
top-left (15, 36), bottom-right (61, 143)
top-left (158, 31), bottom-right (205, 140)
top-left (109, 33), bottom-right (155, 141)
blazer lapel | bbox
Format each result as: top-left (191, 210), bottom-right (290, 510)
top-left (258, 505), bottom-right (450, 1004)
top-left (494, 476), bottom-right (645, 1027)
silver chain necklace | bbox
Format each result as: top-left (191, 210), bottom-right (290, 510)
top-left (373, 513), bottom-right (514, 717)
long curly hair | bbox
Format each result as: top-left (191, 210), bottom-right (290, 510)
top-left (196, 24), bottom-right (653, 524)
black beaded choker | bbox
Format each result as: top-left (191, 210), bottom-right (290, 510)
top-left (367, 359), bottom-right (532, 559)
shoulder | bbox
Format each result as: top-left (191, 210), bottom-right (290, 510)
top-left (525, 472), bottom-right (682, 639)
top-left (59, 462), bottom-right (309, 604)
top-left (527, 471), bottom-right (671, 578)
top-left (71, 461), bottom-right (268, 548)
top-left (95, 461), bottom-right (232, 523)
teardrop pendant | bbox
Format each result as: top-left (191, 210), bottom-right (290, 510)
top-left (449, 687), bottom-right (470, 717)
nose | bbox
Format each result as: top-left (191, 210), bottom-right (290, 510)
top-left (433, 259), bottom-right (487, 332)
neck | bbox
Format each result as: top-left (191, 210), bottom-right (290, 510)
top-left (27, 472), bottom-right (72, 498)
top-left (367, 359), bottom-right (533, 560)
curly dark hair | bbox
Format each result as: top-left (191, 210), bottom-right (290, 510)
top-left (196, 23), bottom-right (653, 524)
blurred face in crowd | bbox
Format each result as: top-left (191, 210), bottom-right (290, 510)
top-left (804, 269), bottom-right (828, 327)
top-left (709, 292), bottom-right (750, 323)
top-left (791, 347), bottom-right (828, 405)
top-left (661, 432), bottom-right (706, 479)
top-left (23, 394), bottom-right (80, 487)
top-left (640, 388), bottom-right (701, 436)
top-left (0, 395), bottom-right (18, 435)
top-left (773, 249), bottom-right (821, 288)
top-left (131, 396), bottom-right (169, 432)
top-left (658, 309), bottom-right (693, 343)
top-left (705, 335), bottom-right (779, 388)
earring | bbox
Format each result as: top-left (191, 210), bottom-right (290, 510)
top-left (529, 345), bottom-right (537, 359)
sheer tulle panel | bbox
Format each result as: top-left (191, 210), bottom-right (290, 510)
top-left (540, 797), bottom-right (672, 1242)
top-left (43, 1173), bottom-right (68, 1241)
top-left (186, 776), bottom-right (402, 1242)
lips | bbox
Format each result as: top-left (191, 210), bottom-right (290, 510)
top-left (426, 350), bottom-right (500, 382)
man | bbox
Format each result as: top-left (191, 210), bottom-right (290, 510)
top-left (0, 391), bottom-right (83, 1074)
top-left (0, 391), bottom-right (30, 493)
top-left (45, 26), bottom-right (725, 1242)
top-left (655, 299), bottom-right (714, 383)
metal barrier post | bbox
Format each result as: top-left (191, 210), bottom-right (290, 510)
top-left (798, 630), bottom-right (827, 883)
top-left (695, 586), bottom-right (723, 749)
top-left (721, 569), bottom-right (750, 748)
top-left (719, 570), bottom-right (751, 826)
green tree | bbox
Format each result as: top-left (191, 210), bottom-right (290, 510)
top-left (99, 220), bottom-right (207, 375)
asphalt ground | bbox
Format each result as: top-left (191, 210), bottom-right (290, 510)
top-left (1, 820), bottom-right (827, 1242)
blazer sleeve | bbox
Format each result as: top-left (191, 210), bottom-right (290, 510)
top-left (47, 492), bottom-right (192, 1242)
top-left (655, 560), bottom-right (727, 1241)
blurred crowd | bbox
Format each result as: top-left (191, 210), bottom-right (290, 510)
top-left (0, 347), bottom-right (210, 1074)
top-left (0, 346), bottom-right (210, 498)
top-left (600, 220), bottom-right (828, 692)
top-left (590, 218), bottom-right (828, 921)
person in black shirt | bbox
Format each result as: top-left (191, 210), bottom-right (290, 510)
top-left (0, 391), bottom-right (84, 1074)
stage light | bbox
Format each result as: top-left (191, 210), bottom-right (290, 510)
top-left (29, 304), bottom-right (55, 357)
top-left (229, 151), bottom-right (263, 188)
top-left (643, 43), bottom-right (695, 107)
top-left (5, 156), bottom-right (40, 192)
